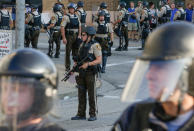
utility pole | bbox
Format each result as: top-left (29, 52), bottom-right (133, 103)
top-left (15, 0), bottom-right (25, 49)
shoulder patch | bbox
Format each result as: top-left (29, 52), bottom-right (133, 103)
top-left (96, 44), bottom-right (101, 50)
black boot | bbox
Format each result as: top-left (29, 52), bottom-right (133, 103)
top-left (115, 46), bottom-right (122, 51)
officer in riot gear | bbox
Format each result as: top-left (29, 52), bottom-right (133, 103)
top-left (139, 1), bottom-right (150, 50)
top-left (173, 2), bottom-right (186, 21)
top-left (93, 11), bottom-right (114, 73)
top-left (158, 0), bottom-right (171, 24)
top-left (76, 1), bottom-right (87, 28)
top-left (112, 22), bottom-right (194, 131)
top-left (54, 0), bottom-right (65, 15)
top-left (0, 48), bottom-right (66, 131)
top-left (71, 26), bottom-right (102, 121)
top-left (47, 4), bottom-right (63, 58)
top-left (113, 1), bottom-right (129, 51)
top-left (0, 5), bottom-right (12, 30)
top-left (25, 5), bottom-right (42, 48)
top-left (61, 3), bottom-right (81, 71)
top-left (98, 2), bottom-right (111, 23)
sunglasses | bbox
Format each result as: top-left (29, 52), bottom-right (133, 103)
top-left (81, 34), bottom-right (87, 36)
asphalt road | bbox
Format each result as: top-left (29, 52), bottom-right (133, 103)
top-left (37, 33), bottom-right (142, 131)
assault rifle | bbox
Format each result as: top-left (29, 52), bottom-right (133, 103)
top-left (61, 55), bottom-right (92, 82)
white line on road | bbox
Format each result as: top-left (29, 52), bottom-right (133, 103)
top-left (111, 46), bottom-right (142, 50)
top-left (106, 60), bottom-right (135, 67)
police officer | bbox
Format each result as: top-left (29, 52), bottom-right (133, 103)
top-left (0, 48), bottom-right (66, 131)
top-left (93, 11), bottom-right (114, 73)
top-left (0, 5), bottom-right (12, 30)
top-left (139, 1), bottom-right (150, 50)
top-left (113, 2), bottom-right (129, 51)
top-left (47, 4), bottom-right (63, 58)
top-left (61, 3), bottom-right (81, 71)
top-left (158, 0), bottom-right (171, 24)
top-left (98, 2), bottom-right (111, 23)
top-left (71, 26), bottom-right (102, 121)
top-left (112, 22), bottom-right (194, 131)
top-left (76, 1), bottom-right (87, 28)
top-left (135, 1), bottom-right (143, 41)
top-left (149, 2), bottom-right (158, 31)
top-left (54, 0), bottom-right (66, 15)
top-left (25, 5), bottom-right (41, 48)
top-left (173, 2), bottom-right (186, 21)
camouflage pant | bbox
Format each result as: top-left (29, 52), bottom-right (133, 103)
top-left (121, 26), bottom-right (128, 48)
top-left (25, 29), bottom-right (40, 49)
top-left (65, 33), bottom-right (78, 70)
top-left (76, 72), bottom-right (97, 117)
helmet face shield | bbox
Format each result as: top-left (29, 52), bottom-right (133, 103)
top-left (121, 59), bottom-right (190, 103)
top-left (0, 76), bottom-right (56, 129)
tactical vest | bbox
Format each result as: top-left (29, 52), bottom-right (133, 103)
top-left (55, 12), bottom-right (63, 26)
top-left (177, 10), bottom-right (186, 21)
top-left (77, 10), bottom-right (87, 23)
top-left (96, 21), bottom-right (108, 34)
top-left (28, 12), bottom-right (41, 27)
top-left (66, 14), bottom-right (79, 29)
top-left (78, 40), bottom-right (98, 72)
top-left (122, 9), bottom-right (130, 22)
top-left (143, 8), bottom-right (150, 22)
top-left (105, 12), bottom-right (110, 23)
top-left (163, 5), bottom-right (171, 17)
top-left (0, 10), bottom-right (10, 29)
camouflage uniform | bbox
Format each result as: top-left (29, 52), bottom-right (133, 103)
top-left (47, 11), bottom-right (63, 58)
top-left (61, 13), bottom-right (81, 70)
top-left (25, 10), bottom-right (41, 48)
top-left (93, 20), bottom-right (113, 73)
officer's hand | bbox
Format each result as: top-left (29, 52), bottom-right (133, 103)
top-left (63, 38), bottom-right (67, 44)
top-left (80, 62), bottom-right (89, 69)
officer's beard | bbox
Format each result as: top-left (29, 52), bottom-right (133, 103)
top-left (153, 102), bottom-right (177, 122)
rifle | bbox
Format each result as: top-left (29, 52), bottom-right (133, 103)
top-left (61, 55), bottom-right (91, 82)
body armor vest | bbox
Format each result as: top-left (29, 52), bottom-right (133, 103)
top-left (78, 40), bottom-right (97, 72)
top-left (105, 12), bottom-right (110, 23)
top-left (122, 10), bottom-right (130, 22)
top-left (0, 10), bottom-right (10, 29)
top-left (96, 21), bottom-right (108, 34)
top-left (163, 5), bottom-right (171, 17)
top-left (66, 14), bottom-right (79, 29)
top-left (55, 12), bottom-right (63, 26)
top-left (177, 10), bottom-right (186, 21)
top-left (28, 12), bottom-right (41, 27)
top-left (77, 10), bottom-right (87, 23)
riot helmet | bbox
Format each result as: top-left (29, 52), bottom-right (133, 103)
top-left (143, 1), bottom-right (149, 7)
top-left (161, 0), bottom-right (168, 5)
top-left (122, 22), bottom-right (194, 103)
top-left (85, 26), bottom-right (96, 36)
top-left (177, 2), bottom-right (184, 7)
top-left (31, 4), bottom-right (38, 9)
top-left (77, 1), bottom-right (84, 7)
top-left (68, 3), bottom-right (76, 9)
top-left (53, 4), bottom-right (62, 12)
top-left (0, 48), bottom-right (58, 129)
top-left (98, 10), bottom-right (106, 16)
top-left (100, 2), bottom-right (107, 9)
top-left (120, 1), bottom-right (126, 8)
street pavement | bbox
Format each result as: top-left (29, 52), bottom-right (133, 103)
top-left (37, 33), bottom-right (142, 130)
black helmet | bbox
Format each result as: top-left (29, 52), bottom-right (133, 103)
top-left (68, 3), bottom-right (76, 9)
top-left (162, 0), bottom-right (167, 4)
top-left (0, 48), bottom-right (58, 124)
top-left (53, 4), bottom-right (62, 12)
top-left (177, 2), bottom-right (184, 7)
top-left (100, 2), bottom-right (107, 9)
top-left (120, 1), bottom-right (126, 8)
top-left (143, 1), bottom-right (149, 7)
top-left (122, 22), bottom-right (194, 103)
top-left (77, 1), bottom-right (84, 7)
top-left (82, 26), bottom-right (96, 36)
top-left (98, 10), bottom-right (106, 16)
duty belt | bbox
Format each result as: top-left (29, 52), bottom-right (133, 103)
top-left (95, 34), bottom-right (108, 38)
